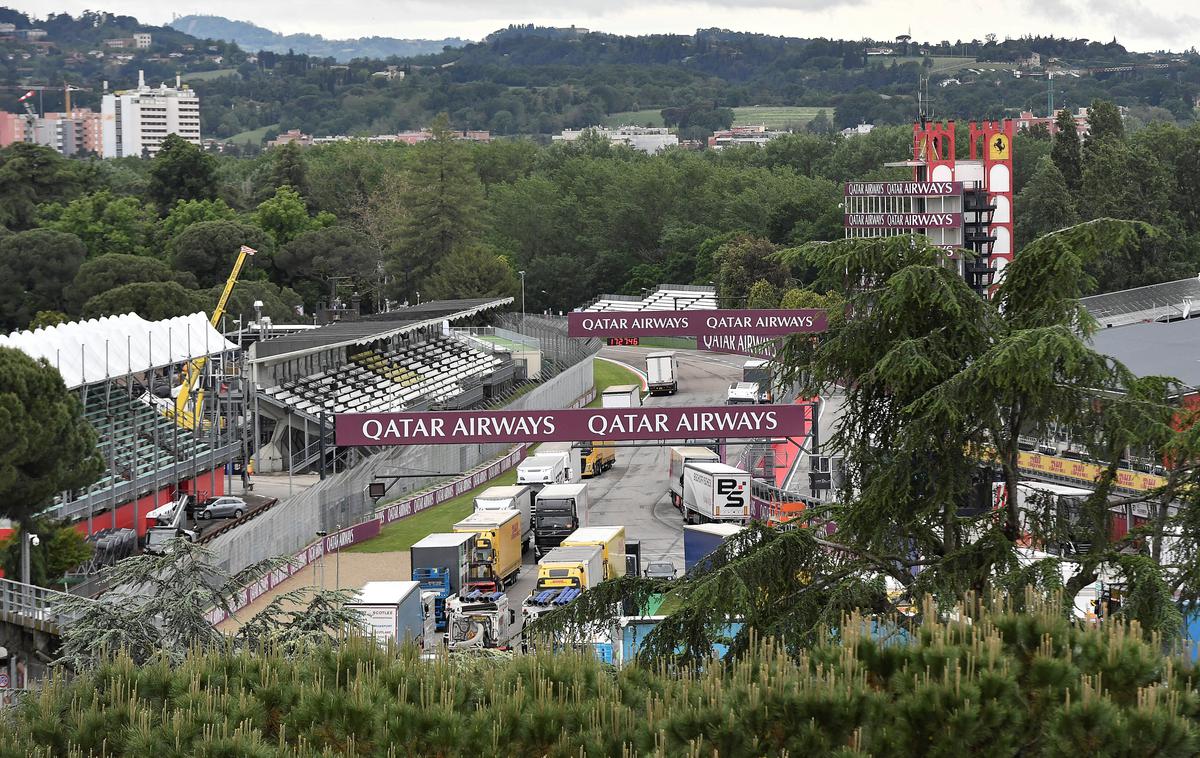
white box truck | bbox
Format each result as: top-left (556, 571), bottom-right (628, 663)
top-left (681, 461), bottom-right (751, 524)
top-left (645, 352), bottom-right (678, 395)
top-left (346, 581), bottom-right (427, 646)
top-left (538, 442), bottom-right (583, 483)
top-left (475, 484), bottom-right (533, 551)
top-left (601, 384), bottom-right (642, 408)
top-left (668, 446), bottom-right (721, 509)
top-left (517, 453), bottom-right (568, 493)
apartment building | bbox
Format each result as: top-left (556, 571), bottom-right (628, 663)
top-left (101, 71), bottom-right (201, 157)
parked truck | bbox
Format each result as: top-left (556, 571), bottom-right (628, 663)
top-left (346, 581), bottom-right (428, 645)
top-left (668, 446), bottom-right (721, 510)
top-left (410, 532), bottom-right (474, 631)
top-left (533, 482), bottom-right (590, 558)
top-left (143, 494), bottom-right (197, 554)
top-left (601, 384), bottom-right (642, 408)
top-left (453, 509), bottom-right (523, 592)
top-left (535, 545), bottom-right (605, 591)
top-left (684, 523), bottom-right (745, 572)
top-left (538, 442), bottom-right (583, 482)
top-left (562, 525), bottom-right (626, 580)
top-left (446, 590), bottom-right (514, 651)
top-left (646, 352), bottom-right (679, 395)
top-left (743, 359), bottom-right (774, 403)
top-left (581, 440), bottom-right (615, 478)
top-left (517, 453), bottom-right (568, 493)
top-left (681, 461), bottom-right (751, 524)
top-left (474, 484), bottom-right (533, 551)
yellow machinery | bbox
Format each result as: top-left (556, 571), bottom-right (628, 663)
top-left (170, 245), bottom-right (256, 429)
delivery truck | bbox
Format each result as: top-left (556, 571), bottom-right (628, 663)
top-left (645, 351), bottom-right (679, 395)
top-left (602, 384), bottom-right (642, 408)
top-left (581, 440), bottom-right (615, 478)
top-left (681, 461), bottom-right (751, 524)
top-left (539, 442), bottom-right (583, 482)
top-left (535, 545), bottom-right (605, 591)
top-left (532, 482), bottom-right (590, 558)
top-left (517, 453), bottom-right (568, 493)
top-left (562, 525), bottom-right (626, 579)
top-left (743, 359), bottom-right (773, 403)
top-left (684, 523), bottom-right (745, 572)
top-left (474, 484), bottom-right (533, 551)
top-left (453, 509), bottom-right (523, 591)
top-left (446, 590), bottom-right (514, 651)
top-left (668, 446), bottom-right (721, 509)
top-left (410, 532), bottom-right (474, 630)
top-left (346, 581), bottom-right (427, 645)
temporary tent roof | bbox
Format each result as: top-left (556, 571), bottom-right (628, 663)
top-left (0, 312), bottom-right (237, 390)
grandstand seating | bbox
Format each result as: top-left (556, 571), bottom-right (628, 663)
top-left (79, 390), bottom-right (216, 495)
top-left (581, 285), bottom-right (718, 312)
top-left (263, 336), bottom-right (509, 416)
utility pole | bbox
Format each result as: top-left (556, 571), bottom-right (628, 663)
top-left (518, 271), bottom-right (526, 331)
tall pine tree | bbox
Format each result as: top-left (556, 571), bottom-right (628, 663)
top-left (387, 114), bottom-right (485, 301)
top-left (1014, 157), bottom-right (1078, 248)
top-left (1050, 110), bottom-right (1083, 191)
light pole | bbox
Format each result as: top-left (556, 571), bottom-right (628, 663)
top-left (20, 531), bottom-right (39, 587)
top-left (518, 271), bottom-right (526, 330)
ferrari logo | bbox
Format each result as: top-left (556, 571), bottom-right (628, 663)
top-left (988, 134), bottom-right (1010, 161)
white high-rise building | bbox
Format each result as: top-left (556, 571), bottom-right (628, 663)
top-left (101, 70), bottom-right (201, 158)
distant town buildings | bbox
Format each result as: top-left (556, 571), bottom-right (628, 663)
top-left (841, 123), bottom-right (875, 136)
top-left (102, 70), bottom-right (201, 157)
top-left (1014, 107), bottom-right (1090, 136)
top-left (0, 108), bottom-right (103, 156)
top-left (708, 124), bottom-right (787, 149)
top-left (554, 126), bottom-right (678, 154)
top-left (266, 127), bottom-right (491, 148)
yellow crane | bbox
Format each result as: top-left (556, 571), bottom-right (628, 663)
top-left (170, 245), bottom-right (256, 429)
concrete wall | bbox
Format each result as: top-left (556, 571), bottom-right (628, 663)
top-left (210, 358), bottom-right (595, 577)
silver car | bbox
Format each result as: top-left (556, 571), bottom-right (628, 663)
top-left (644, 561), bottom-right (678, 581)
top-left (198, 496), bottom-right (247, 520)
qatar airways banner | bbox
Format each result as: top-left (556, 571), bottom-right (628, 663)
top-left (844, 180), bottom-right (963, 197)
top-left (335, 404), bottom-right (812, 446)
top-left (843, 212), bottom-right (962, 229)
top-left (567, 309), bottom-right (826, 338)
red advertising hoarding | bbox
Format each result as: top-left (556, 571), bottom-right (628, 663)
top-left (843, 181), bottom-right (963, 196)
top-left (567, 309), bottom-right (826, 338)
top-left (335, 404), bottom-right (812, 446)
top-left (843, 212), bottom-right (962, 229)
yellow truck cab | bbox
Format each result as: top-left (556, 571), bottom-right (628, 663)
top-left (535, 545), bottom-right (605, 591)
top-left (561, 525), bottom-right (626, 580)
top-left (581, 440), bottom-right (615, 477)
top-left (452, 509), bottom-right (522, 592)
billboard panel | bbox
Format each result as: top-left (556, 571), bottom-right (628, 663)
top-left (844, 181), bottom-right (963, 196)
top-left (567, 309), bottom-right (826, 338)
top-left (843, 212), bottom-right (962, 229)
top-left (335, 404), bottom-right (812, 446)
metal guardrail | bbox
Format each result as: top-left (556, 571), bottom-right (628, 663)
top-left (0, 578), bottom-right (86, 633)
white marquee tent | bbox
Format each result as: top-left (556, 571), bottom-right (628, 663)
top-left (0, 312), bottom-right (237, 390)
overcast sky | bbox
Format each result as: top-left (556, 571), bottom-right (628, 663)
top-left (18, 0), bottom-right (1199, 53)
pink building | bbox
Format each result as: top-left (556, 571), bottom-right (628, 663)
top-left (0, 111), bottom-right (28, 146)
top-left (1014, 108), bottom-right (1090, 136)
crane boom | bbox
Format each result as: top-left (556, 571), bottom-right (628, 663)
top-left (171, 245), bottom-right (256, 429)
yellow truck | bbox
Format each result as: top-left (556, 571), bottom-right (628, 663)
top-left (581, 440), bottom-right (615, 478)
top-left (535, 545), bottom-right (605, 591)
top-left (453, 509), bottom-right (522, 593)
top-left (562, 525), bottom-right (626, 580)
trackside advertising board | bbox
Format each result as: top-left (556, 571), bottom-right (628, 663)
top-left (567, 309), bottom-right (826, 338)
top-left (335, 405), bottom-right (811, 446)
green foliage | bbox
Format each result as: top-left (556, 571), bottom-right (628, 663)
top-left (82, 281), bottom-right (210, 321)
top-left (266, 141), bottom-right (309, 197)
top-left (422, 244), bottom-right (518, 301)
top-left (171, 219), bottom-right (272, 287)
top-left (6, 606), bottom-right (1200, 756)
top-left (252, 186), bottom-right (333, 247)
top-left (68, 253), bottom-right (199, 314)
top-left (713, 235), bottom-right (784, 304)
top-left (1051, 110), bottom-right (1083, 190)
top-left (159, 197), bottom-right (238, 241)
top-left (0, 229), bottom-right (87, 330)
top-left (27, 311), bottom-right (68, 330)
top-left (0, 143), bottom-right (88, 230)
top-left (1015, 158), bottom-right (1078, 249)
top-left (0, 347), bottom-right (103, 527)
top-left (274, 225), bottom-right (376, 303)
top-left (746, 278), bottom-right (780, 308)
top-left (1086, 98), bottom-right (1126, 148)
top-left (37, 190), bottom-right (159, 258)
top-left (146, 134), bottom-right (219, 212)
top-left (212, 279), bottom-right (304, 326)
top-left (0, 521), bottom-right (93, 587)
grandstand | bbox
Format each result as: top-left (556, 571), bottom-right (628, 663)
top-left (0, 312), bottom-right (243, 537)
top-left (578, 284), bottom-right (717, 312)
top-left (249, 297), bottom-right (518, 473)
top-left (1082, 276), bottom-right (1200, 328)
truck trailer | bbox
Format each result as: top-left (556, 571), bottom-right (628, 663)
top-left (645, 352), bottom-right (679, 395)
top-left (533, 482), bottom-right (590, 558)
top-left (346, 581), bottom-right (427, 646)
top-left (601, 384), bottom-right (642, 408)
top-left (517, 453), bottom-right (568, 493)
top-left (535, 545), bottom-right (605, 591)
top-left (410, 532), bottom-right (474, 631)
top-left (538, 442), bottom-right (583, 482)
top-left (581, 440), bottom-right (615, 478)
top-left (453, 509), bottom-right (523, 591)
top-left (743, 359), bottom-right (773, 403)
top-left (474, 484), bottom-right (533, 551)
top-left (668, 446), bottom-right (721, 510)
top-left (562, 525), bottom-right (626, 579)
top-left (684, 523), bottom-right (745, 572)
top-left (681, 461), bottom-right (751, 524)
top-left (446, 591), bottom-right (514, 651)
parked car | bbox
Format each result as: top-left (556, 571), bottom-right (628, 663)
top-left (643, 561), bottom-right (678, 581)
top-left (198, 496), bottom-right (247, 520)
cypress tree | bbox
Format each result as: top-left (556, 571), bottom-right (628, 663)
top-left (1051, 109), bottom-right (1083, 190)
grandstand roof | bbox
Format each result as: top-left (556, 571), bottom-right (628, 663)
top-left (579, 284), bottom-right (717, 313)
top-left (1089, 317), bottom-right (1200, 390)
top-left (251, 297), bottom-right (513, 364)
top-left (1082, 276), bottom-right (1200, 328)
top-left (0, 312), bottom-right (237, 390)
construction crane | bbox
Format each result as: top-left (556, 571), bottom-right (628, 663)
top-left (169, 245), bottom-right (256, 429)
